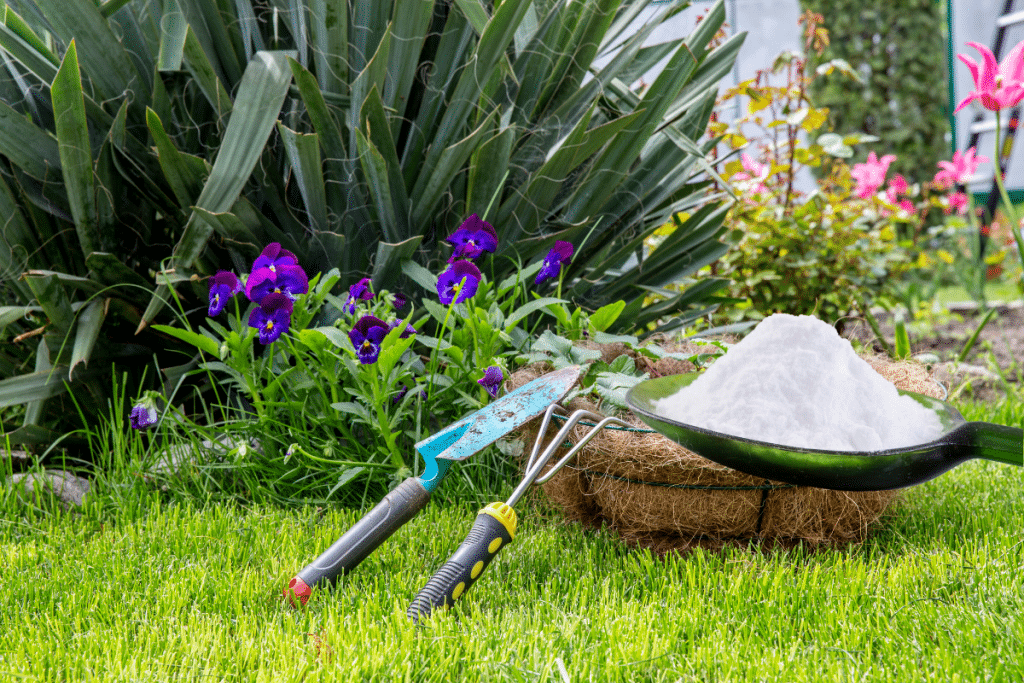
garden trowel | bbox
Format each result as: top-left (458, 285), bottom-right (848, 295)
top-left (284, 365), bottom-right (581, 606)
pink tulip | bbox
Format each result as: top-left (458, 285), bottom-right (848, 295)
top-left (732, 153), bottom-right (769, 194)
top-left (954, 41), bottom-right (1024, 113)
top-left (851, 152), bottom-right (896, 199)
top-left (947, 192), bottom-right (969, 215)
top-left (933, 147), bottom-right (989, 188)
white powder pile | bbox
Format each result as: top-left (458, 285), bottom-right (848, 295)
top-left (654, 314), bottom-right (943, 452)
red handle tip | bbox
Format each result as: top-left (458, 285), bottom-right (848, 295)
top-left (285, 577), bottom-right (312, 607)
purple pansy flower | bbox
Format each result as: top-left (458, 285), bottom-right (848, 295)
top-left (130, 402), bottom-right (158, 431)
top-left (246, 263), bottom-right (309, 303)
top-left (535, 241), bottom-right (574, 284)
top-left (252, 242), bottom-right (299, 271)
top-left (245, 243), bottom-right (308, 303)
top-left (344, 277), bottom-right (374, 314)
top-left (389, 318), bottom-right (416, 339)
top-left (444, 214), bottom-right (498, 262)
top-left (391, 291), bottom-right (406, 310)
top-left (248, 293), bottom-right (294, 344)
top-left (208, 270), bottom-right (241, 316)
top-left (348, 315), bottom-right (390, 365)
top-left (477, 366), bottom-right (504, 398)
top-left (436, 260), bottom-right (482, 305)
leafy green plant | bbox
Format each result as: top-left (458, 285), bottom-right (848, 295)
top-left (139, 228), bottom-right (632, 502)
top-left (701, 13), bottom-right (940, 327)
top-left (0, 0), bottom-right (743, 448)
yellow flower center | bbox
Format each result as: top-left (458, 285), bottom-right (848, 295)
top-left (265, 320), bottom-right (274, 331)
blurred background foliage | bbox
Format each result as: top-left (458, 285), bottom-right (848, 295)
top-left (800, 0), bottom-right (951, 178)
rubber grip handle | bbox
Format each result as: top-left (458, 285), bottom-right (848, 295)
top-left (407, 506), bottom-right (515, 622)
top-left (286, 477), bottom-right (430, 605)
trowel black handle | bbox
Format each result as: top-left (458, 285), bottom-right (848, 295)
top-left (285, 477), bottom-right (431, 606)
top-left (407, 502), bottom-right (517, 622)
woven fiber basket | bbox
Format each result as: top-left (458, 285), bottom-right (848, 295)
top-left (509, 343), bottom-right (945, 554)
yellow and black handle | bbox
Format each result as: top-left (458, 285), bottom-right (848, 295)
top-left (407, 502), bottom-right (517, 622)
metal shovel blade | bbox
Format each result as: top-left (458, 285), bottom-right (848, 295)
top-left (417, 365), bottom-right (582, 463)
top-left (626, 373), bottom-right (1022, 491)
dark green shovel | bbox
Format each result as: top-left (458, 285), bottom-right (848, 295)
top-left (626, 373), bottom-right (1022, 491)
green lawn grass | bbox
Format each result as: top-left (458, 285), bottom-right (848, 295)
top-left (3, 420), bottom-right (1022, 682)
top-left (1, 395), bottom-right (1020, 682)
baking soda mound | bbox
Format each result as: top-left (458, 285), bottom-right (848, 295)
top-left (653, 314), bottom-right (944, 451)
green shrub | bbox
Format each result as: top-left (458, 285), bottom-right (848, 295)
top-left (0, 0), bottom-right (743, 448)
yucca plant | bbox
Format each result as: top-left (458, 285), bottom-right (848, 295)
top-left (0, 0), bottom-right (742, 447)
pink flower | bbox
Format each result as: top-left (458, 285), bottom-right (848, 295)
top-left (732, 153), bottom-right (769, 194)
top-left (898, 199), bottom-right (915, 215)
top-left (954, 41), bottom-right (1024, 113)
top-left (851, 152), bottom-right (896, 199)
top-left (947, 192), bottom-right (969, 215)
top-left (884, 174), bottom-right (908, 204)
top-left (933, 147), bottom-right (989, 188)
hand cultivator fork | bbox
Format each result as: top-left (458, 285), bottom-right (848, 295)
top-left (284, 366), bottom-right (583, 606)
top-left (407, 403), bottom-right (632, 622)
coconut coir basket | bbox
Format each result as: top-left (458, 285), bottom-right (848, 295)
top-left (508, 342), bottom-right (946, 555)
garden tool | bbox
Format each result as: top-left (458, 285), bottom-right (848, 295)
top-left (284, 365), bottom-right (582, 606)
top-left (626, 373), bottom-right (1023, 491)
top-left (407, 403), bottom-right (632, 622)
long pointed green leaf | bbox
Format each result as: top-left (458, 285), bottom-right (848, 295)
top-left (401, 8), bottom-right (474, 181)
top-left (360, 86), bottom-right (409, 238)
top-left (371, 236), bottom-right (424, 290)
top-left (308, 0), bottom-right (348, 94)
top-left (420, 0), bottom-right (533, 180)
top-left (278, 123), bottom-right (329, 232)
top-left (384, 0), bottom-right (434, 137)
top-left (354, 126), bottom-right (399, 240)
top-left (146, 107), bottom-right (209, 212)
top-left (157, 0), bottom-right (188, 71)
top-left (51, 41), bottom-right (98, 258)
top-left (151, 323), bottom-right (220, 357)
top-left (35, 0), bottom-right (146, 108)
top-left (182, 26), bottom-right (234, 120)
top-left (177, 0), bottom-right (244, 86)
top-left (467, 127), bottom-right (513, 220)
top-left (190, 207), bottom-right (259, 245)
top-left (24, 274), bottom-right (75, 334)
top-left (411, 112), bottom-right (497, 227)
top-left (69, 298), bottom-right (105, 380)
top-left (564, 36), bottom-right (699, 223)
top-left (23, 338), bottom-right (52, 423)
top-left (349, 0), bottom-right (389, 77)
top-left (85, 252), bottom-right (154, 292)
top-left (0, 167), bottom-right (36, 283)
top-left (0, 7), bottom-right (59, 84)
top-left (175, 50), bottom-right (294, 266)
top-left (0, 99), bottom-right (61, 181)
top-left (535, 0), bottom-right (620, 116)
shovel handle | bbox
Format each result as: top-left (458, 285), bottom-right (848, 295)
top-left (407, 503), bottom-right (517, 622)
top-left (285, 477), bottom-right (431, 606)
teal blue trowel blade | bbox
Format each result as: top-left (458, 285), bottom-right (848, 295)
top-left (415, 365), bottom-right (581, 490)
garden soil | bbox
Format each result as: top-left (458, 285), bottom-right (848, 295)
top-left (508, 341), bottom-right (948, 556)
top-left (842, 302), bottom-right (1023, 403)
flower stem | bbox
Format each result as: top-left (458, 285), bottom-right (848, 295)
top-left (992, 110), bottom-right (1024, 281)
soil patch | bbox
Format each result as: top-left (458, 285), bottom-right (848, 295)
top-left (842, 303), bottom-right (1022, 402)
